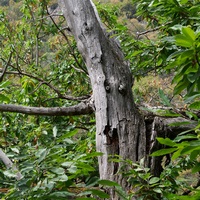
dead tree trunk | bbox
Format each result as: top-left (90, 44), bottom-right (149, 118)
top-left (59, 0), bottom-right (146, 198)
top-left (58, 1), bottom-right (197, 199)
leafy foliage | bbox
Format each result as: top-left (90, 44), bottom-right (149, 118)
top-left (1, 0), bottom-right (200, 199)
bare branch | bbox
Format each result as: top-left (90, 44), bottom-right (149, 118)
top-left (0, 52), bottom-right (13, 82)
top-left (0, 149), bottom-right (22, 180)
top-left (46, 6), bottom-right (88, 75)
top-left (0, 60), bottom-right (90, 101)
top-left (0, 101), bottom-right (94, 116)
top-left (136, 22), bottom-right (172, 38)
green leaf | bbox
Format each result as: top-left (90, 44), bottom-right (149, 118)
top-left (77, 162), bottom-right (95, 172)
top-left (189, 101), bottom-right (200, 110)
top-left (50, 167), bottom-right (65, 175)
top-left (169, 121), bottom-right (191, 127)
top-left (182, 27), bottom-right (196, 42)
top-left (87, 189), bottom-right (110, 198)
top-left (149, 177), bottom-right (160, 184)
top-left (116, 185), bottom-right (130, 200)
top-left (35, 148), bottom-right (48, 163)
top-left (175, 34), bottom-right (194, 47)
top-left (61, 161), bottom-right (73, 167)
top-left (178, 129), bottom-right (194, 136)
top-left (151, 148), bottom-right (177, 156)
top-left (153, 188), bottom-right (162, 193)
top-left (98, 179), bottom-right (120, 187)
top-left (158, 89), bottom-right (171, 106)
top-left (57, 129), bottom-right (78, 142)
top-left (189, 140), bottom-right (200, 146)
top-left (0, 94), bottom-right (10, 103)
top-left (171, 147), bottom-right (183, 160)
top-left (86, 176), bottom-right (99, 187)
top-left (81, 152), bottom-right (103, 159)
top-left (49, 191), bottom-right (75, 197)
top-left (192, 163), bottom-right (200, 173)
top-left (0, 80), bottom-right (11, 88)
top-left (174, 78), bottom-right (189, 95)
top-left (174, 134), bottom-right (197, 142)
top-left (157, 137), bottom-right (176, 147)
top-left (156, 109), bottom-right (181, 117)
top-left (181, 145), bottom-right (200, 155)
top-left (185, 94), bottom-right (200, 103)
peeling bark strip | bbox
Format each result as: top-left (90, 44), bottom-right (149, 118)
top-left (59, 0), bottom-right (146, 196)
top-left (0, 102), bottom-right (93, 116)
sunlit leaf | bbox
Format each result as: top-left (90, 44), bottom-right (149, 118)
top-left (151, 148), bottom-right (177, 156)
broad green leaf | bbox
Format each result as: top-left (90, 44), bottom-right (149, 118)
top-left (182, 27), bottom-right (196, 42)
top-left (61, 161), bottom-right (74, 167)
top-left (57, 174), bottom-right (68, 182)
top-left (174, 78), bottom-right (190, 95)
top-left (98, 179), bottom-right (120, 187)
top-left (0, 80), bottom-right (11, 88)
top-left (180, 50), bottom-right (194, 60)
top-left (180, 0), bottom-right (188, 4)
top-left (115, 185), bottom-right (128, 200)
top-left (178, 129), bottom-right (194, 136)
top-left (57, 129), bottom-right (78, 142)
top-left (189, 101), bottom-right (200, 110)
top-left (87, 189), bottom-right (110, 198)
top-left (0, 94), bottom-right (10, 103)
top-left (151, 148), bottom-right (177, 156)
top-left (185, 111), bottom-right (198, 120)
top-left (169, 121), bottom-right (191, 127)
top-left (3, 170), bottom-right (17, 178)
top-left (174, 134), bottom-right (197, 142)
top-left (185, 65), bottom-right (198, 75)
top-left (50, 167), bottom-right (65, 175)
top-left (175, 34), bottom-right (193, 47)
top-left (81, 152), bottom-right (103, 159)
top-left (49, 191), bottom-right (75, 197)
top-left (131, 50), bottom-right (143, 57)
top-left (35, 148), bottom-right (48, 163)
top-left (158, 89), bottom-right (171, 106)
top-left (170, 24), bottom-right (183, 31)
top-left (192, 163), bottom-right (200, 173)
top-left (86, 176), bottom-right (99, 187)
top-left (77, 162), bottom-right (95, 172)
top-left (185, 93), bottom-right (200, 103)
top-left (189, 140), bottom-right (200, 146)
top-left (171, 147), bottom-right (183, 160)
top-left (157, 137), bottom-right (176, 147)
top-left (190, 150), bottom-right (200, 161)
top-left (187, 73), bottom-right (198, 83)
top-left (153, 188), bottom-right (162, 193)
top-left (149, 177), bottom-right (160, 184)
top-left (181, 145), bottom-right (200, 155)
top-left (156, 109), bottom-right (181, 117)
top-left (10, 147), bottom-right (19, 154)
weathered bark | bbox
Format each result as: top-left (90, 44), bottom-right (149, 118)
top-left (59, 1), bottom-right (146, 198)
top-left (0, 101), bottom-right (93, 116)
top-left (146, 116), bottom-right (196, 177)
